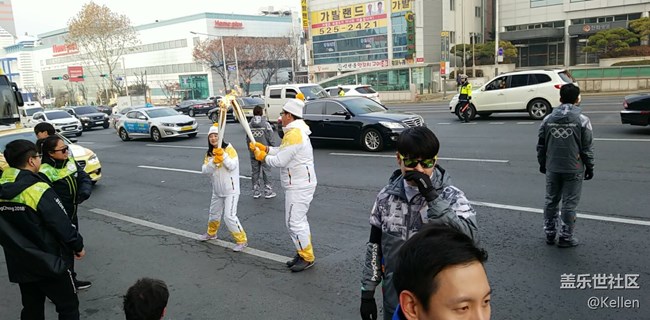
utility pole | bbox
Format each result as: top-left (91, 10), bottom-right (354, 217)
top-left (462, 0), bottom-right (466, 75)
top-left (234, 46), bottom-right (240, 89)
top-left (471, 32), bottom-right (476, 77)
top-left (221, 36), bottom-right (229, 91)
top-left (123, 57), bottom-right (129, 99)
top-left (494, 0), bottom-right (499, 78)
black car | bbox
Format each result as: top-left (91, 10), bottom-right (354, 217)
top-left (289, 97), bottom-right (425, 152)
top-left (174, 99), bottom-right (216, 117)
top-left (95, 105), bottom-right (112, 116)
top-left (621, 94), bottom-right (650, 126)
top-left (65, 106), bottom-right (110, 130)
top-left (207, 97), bottom-right (264, 123)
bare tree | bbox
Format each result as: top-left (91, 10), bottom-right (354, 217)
top-left (129, 71), bottom-right (149, 97)
top-left (157, 80), bottom-right (180, 104)
top-left (67, 3), bottom-right (139, 95)
top-left (193, 37), bottom-right (235, 90)
top-left (231, 38), bottom-right (264, 95)
top-left (259, 38), bottom-right (291, 91)
top-left (77, 83), bottom-right (88, 104)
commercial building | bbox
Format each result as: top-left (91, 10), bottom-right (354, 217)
top-left (4, 12), bottom-right (295, 104)
top-left (499, 0), bottom-right (650, 67)
top-left (304, 0), bottom-right (489, 95)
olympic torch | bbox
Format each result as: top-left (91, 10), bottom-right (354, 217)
top-left (231, 94), bottom-right (256, 144)
top-left (216, 98), bottom-right (228, 148)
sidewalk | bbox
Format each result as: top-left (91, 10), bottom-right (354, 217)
top-left (383, 90), bottom-right (638, 104)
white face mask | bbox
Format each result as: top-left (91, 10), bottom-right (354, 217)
top-left (253, 116), bottom-right (262, 123)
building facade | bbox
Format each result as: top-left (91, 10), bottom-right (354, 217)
top-left (499, 0), bottom-right (650, 67)
top-left (306, 0), bottom-right (486, 82)
top-left (4, 12), bottom-right (294, 104)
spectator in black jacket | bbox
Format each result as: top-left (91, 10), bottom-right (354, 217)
top-left (34, 122), bottom-right (56, 139)
top-left (37, 135), bottom-right (93, 289)
top-left (0, 139), bottom-right (85, 320)
top-left (124, 278), bottom-right (169, 320)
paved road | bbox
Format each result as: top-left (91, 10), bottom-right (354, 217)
top-left (1, 95), bottom-right (648, 319)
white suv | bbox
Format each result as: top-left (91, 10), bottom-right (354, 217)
top-left (449, 69), bottom-right (576, 120)
top-left (324, 85), bottom-right (381, 103)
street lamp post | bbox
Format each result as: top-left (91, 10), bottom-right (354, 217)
top-left (470, 32), bottom-right (476, 77)
top-left (190, 31), bottom-right (229, 91)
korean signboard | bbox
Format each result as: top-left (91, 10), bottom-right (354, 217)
top-left (301, 0), bottom-right (309, 30)
top-left (391, 0), bottom-right (412, 13)
top-left (405, 12), bottom-right (415, 60)
top-left (67, 66), bottom-right (84, 82)
top-left (52, 43), bottom-right (79, 57)
top-left (311, 1), bottom-right (387, 36)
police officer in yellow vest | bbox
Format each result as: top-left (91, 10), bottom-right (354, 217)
top-left (37, 135), bottom-right (93, 290)
top-left (458, 74), bottom-right (473, 123)
top-left (0, 139), bottom-right (86, 320)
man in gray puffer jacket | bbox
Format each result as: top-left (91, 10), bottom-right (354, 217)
top-left (537, 83), bottom-right (594, 248)
top-left (360, 127), bottom-right (479, 320)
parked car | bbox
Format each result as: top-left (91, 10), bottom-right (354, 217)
top-left (324, 85), bottom-right (381, 103)
top-left (29, 110), bottom-right (83, 137)
top-left (278, 97), bottom-right (425, 152)
top-left (18, 102), bottom-right (44, 127)
top-left (621, 93), bottom-right (650, 126)
top-left (116, 106), bottom-right (198, 142)
top-left (110, 107), bottom-right (133, 129)
top-left (208, 97), bottom-right (264, 123)
top-left (95, 105), bottom-right (113, 116)
top-left (65, 106), bottom-right (110, 130)
top-left (448, 69), bottom-right (576, 120)
top-left (0, 128), bottom-right (102, 183)
top-left (265, 84), bottom-right (328, 123)
top-left (174, 99), bottom-right (216, 117)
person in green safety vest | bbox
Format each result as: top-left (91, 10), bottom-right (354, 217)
top-left (458, 74), bottom-right (473, 123)
top-left (0, 139), bottom-right (85, 320)
top-left (37, 135), bottom-right (93, 290)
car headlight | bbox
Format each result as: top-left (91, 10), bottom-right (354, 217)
top-left (379, 121), bottom-right (404, 129)
top-left (80, 116), bottom-right (90, 121)
top-left (88, 154), bottom-right (100, 164)
top-left (161, 123), bottom-right (175, 127)
top-left (103, 114), bottom-right (109, 118)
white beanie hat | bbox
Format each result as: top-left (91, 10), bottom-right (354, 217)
top-left (282, 99), bottom-right (305, 119)
top-left (208, 123), bottom-right (219, 135)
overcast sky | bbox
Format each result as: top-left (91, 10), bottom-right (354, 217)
top-left (13, 0), bottom-right (299, 36)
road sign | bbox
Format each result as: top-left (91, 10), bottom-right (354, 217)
top-left (62, 74), bottom-right (70, 80)
top-left (498, 47), bottom-right (504, 56)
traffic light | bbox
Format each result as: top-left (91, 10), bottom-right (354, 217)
top-left (51, 76), bottom-right (63, 80)
top-left (288, 71), bottom-right (294, 82)
top-left (74, 75), bottom-right (85, 79)
top-left (100, 74), bottom-right (108, 77)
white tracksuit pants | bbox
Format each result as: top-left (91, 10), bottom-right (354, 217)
top-left (285, 186), bottom-right (316, 262)
top-left (206, 194), bottom-right (247, 244)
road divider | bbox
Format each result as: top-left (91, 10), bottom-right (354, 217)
top-left (594, 138), bottom-right (650, 142)
top-left (89, 208), bottom-right (290, 263)
top-left (329, 152), bottom-right (509, 163)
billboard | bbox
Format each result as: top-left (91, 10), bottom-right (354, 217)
top-left (67, 66), bottom-right (84, 82)
top-left (311, 1), bottom-right (387, 35)
top-left (391, 0), bottom-right (412, 13)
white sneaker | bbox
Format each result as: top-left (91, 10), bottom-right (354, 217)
top-left (198, 233), bottom-right (217, 241)
top-left (233, 243), bottom-right (248, 252)
top-left (264, 192), bottom-right (277, 199)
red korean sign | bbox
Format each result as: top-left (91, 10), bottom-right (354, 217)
top-left (67, 66), bottom-right (84, 82)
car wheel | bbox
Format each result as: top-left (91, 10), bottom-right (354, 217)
top-left (119, 128), bottom-right (130, 141)
top-left (188, 133), bottom-right (198, 138)
top-left (151, 127), bottom-right (162, 142)
top-left (210, 112), bottom-right (218, 122)
top-left (361, 128), bottom-right (384, 152)
top-left (75, 132), bottom-right (82, 137)
top-left (477, 112), bottom-right (492, 118)
top-left (528, 99), bottom-right (551, 120)
top-left (189, 109), bottom-right (195, 117)
top-left (103, 122), bottom-right (109, 129)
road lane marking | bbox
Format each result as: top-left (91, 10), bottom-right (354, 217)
top-left (146, 144), bottom-right (204, 149)
top-left (471, 201), bottom-right (650, 227)
top-left (436, 122), bottom-right (451, 125)
top-left (89, 208), bottom-right (291, 264)
top-left (329, 152), bottom-right (509, 163)
top-left (137, 165), bottom-right (252, 179)
top-left (516, 122), bottom-right (535, 125)
top-left (582, 111), bottom-right (620, 114)
top-left (595, 138), bottom-right (650, 142)
top-left (489, 122), bottom-right (505, 125)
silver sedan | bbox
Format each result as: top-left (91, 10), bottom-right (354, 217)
top-left (116, 107), bottom-right (198, 142)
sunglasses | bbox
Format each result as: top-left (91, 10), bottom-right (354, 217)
top-left (399, 153), bottom-right (437, 169)
top-left (52, 146), bottom-right (69, 153)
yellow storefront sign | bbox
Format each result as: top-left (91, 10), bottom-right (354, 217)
top-left (311, 1), bottom-right (387, 35)
top-left (301, 0), bottom-right (309, 29)
top-left (391, 0), bottom-right (412, 13)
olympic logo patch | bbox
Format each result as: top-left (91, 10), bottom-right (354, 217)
top-left (550, 128), bottom-right (573, 139)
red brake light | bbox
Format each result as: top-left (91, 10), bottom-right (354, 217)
top-left (554, 84), bottom-right (562, 89)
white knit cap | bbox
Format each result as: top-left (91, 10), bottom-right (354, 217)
top-left (282, 99), bottom-right (305, 119)
top-left (208, 123), bottom-right (219, 135)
